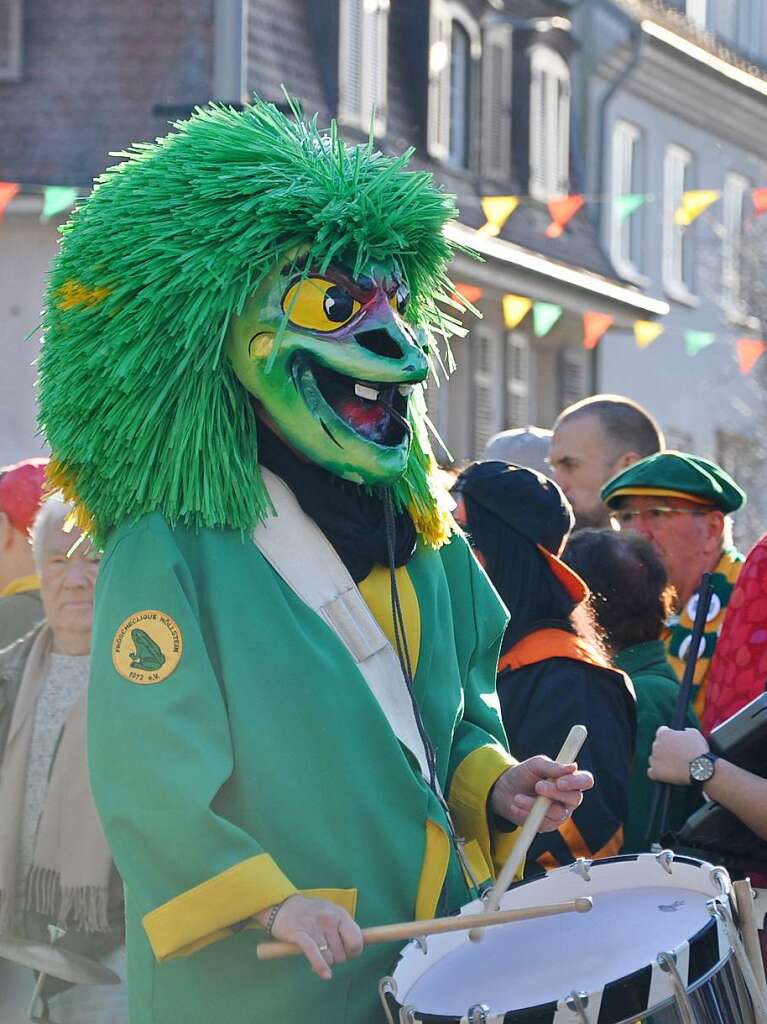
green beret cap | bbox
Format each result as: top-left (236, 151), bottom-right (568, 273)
top-left (601, 451), bottom-right (746, 513)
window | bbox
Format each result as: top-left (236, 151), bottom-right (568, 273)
top-left (471, 328), bottom-right (503, 454)
top-left (663, 144), bottom-right (696, 301)
top-left (529, 46), bottom-right (570, 200)
top-left (505, 333), bottom-right (530, 428)
top-left (610, 120), bottom-right (645, 278)
top-left (558, 347), bottom-right (587, 411)
top-left (481, 23), bottom-right (513, 182)
top-left (0, 0), bottom-right (22, 82)
top-left (338, 0), bottom-right (389, 137)
top-left (428, 2), bottom-right (480, 167)
top-left (722, 172), bottom-right (749, 320)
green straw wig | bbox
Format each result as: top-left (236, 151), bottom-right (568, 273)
top-left (38, 97), bottom-right (470, 546)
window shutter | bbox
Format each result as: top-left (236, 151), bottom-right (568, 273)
top-left (339, 0), bottom-right (388, 135)
top-left (505, 332), bottom-right (529, 428)
top-left (528, 61), bottom-right (545, 197)
top-left (472, 329), bottom-right (502, 455)
top-left (481, 24), bottom-right (512, 182)
top-left (556, 73), bottom-right (571, 195)
top-left (428, 1), bottom-right (451, 161)
top-left (558, 347), bottom-right (587, 411)
top-left (0, 0), bottom-right (22, 82)
top-left (722, 171), bottom-right (748, 318)
top-left (529, 48), bottom-right (569, 200)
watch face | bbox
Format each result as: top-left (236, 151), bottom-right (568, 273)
top-left (690, 755), bottom-right (715, 782)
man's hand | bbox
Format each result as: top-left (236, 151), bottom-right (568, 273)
top-left (255, 894), bottom-right (363, 980)
top-left (648, 726), bottom-right (708, 786)
top-left (490, 757), bottom-right (594, 831)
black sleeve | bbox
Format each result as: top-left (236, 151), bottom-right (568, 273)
top-left (501, 660), bottom-right (635, 871)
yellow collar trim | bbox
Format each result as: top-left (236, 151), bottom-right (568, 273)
top-left (606, 487), bottom-right (715, 508)
top-left (0, 574), bottom-right (40, 598)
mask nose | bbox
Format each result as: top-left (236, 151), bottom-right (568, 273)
top-left (354, 323), bottom-right (428, 378)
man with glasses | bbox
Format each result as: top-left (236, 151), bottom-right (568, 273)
top-left (601, 451), bottom-right (745, 720)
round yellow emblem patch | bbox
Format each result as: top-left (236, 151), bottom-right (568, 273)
top-left (112, 610), bottom-right (183, 684)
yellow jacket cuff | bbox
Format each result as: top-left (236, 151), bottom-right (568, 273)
top-left (448, 743), bottom-right (516, 873)
top-left (142, 853), bottom-right (297, 961)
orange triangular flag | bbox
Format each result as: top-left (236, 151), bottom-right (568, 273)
top-left (583, 312), bottom-right (614, 350)
top-left (451, 283), bottom-right (484, 306)
top-left (752, 189), bottom-right (767, 216)
top-left (545, 195), bottom-right (585, 238)
top-left (478, 196), bottom-right (520, 237)
top-left (736, 338), bottom-right (767, 375)
top-left (0, 182), bottom-right (20, 221)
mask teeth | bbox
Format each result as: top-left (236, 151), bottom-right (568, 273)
top-left (398, 384), bottom-right (414, 396)
top-left (354, 382), bottom-right (380, 402)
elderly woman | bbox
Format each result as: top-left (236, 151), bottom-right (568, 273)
top-left (0, 495), bottom-right (126, 1022)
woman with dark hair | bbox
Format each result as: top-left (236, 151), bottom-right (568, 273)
top-left (563, 528), bottom-right (701, 852)
top-left (454, 462), bottom-right (636, 874)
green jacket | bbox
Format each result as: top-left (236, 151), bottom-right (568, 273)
top-left (615, 641), bottom-right (702, 853)
top-left (88, 514), bottom-right (516, 1024)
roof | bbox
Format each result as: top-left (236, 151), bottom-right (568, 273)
top-left (614, 0), bottom-right (767, 87)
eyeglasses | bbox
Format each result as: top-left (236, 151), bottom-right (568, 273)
top-left (610, 507), bottom-right (713, 530)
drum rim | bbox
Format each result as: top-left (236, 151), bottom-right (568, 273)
top-left (384, 854), bottom-right (733, 1024)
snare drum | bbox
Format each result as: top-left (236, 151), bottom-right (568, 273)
top-left (380, 853), bottom-right (758, 1023)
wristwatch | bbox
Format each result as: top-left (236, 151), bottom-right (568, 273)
top-left (689, 752), bottom-right (719, 783)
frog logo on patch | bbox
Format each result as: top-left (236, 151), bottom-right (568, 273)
top-left (112, 611), bottom-right (182, 684)
top-left (129, 629), bottom-right (166, 671)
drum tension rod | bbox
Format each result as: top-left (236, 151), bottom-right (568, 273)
top-left (569, 858), bottom-right (592, 882)
top-left (655, 849), bottom-right (674, 875)
top-left (657, 951), bottom-right (696, 1024)
top-left (565, 990), bottom-right (590, 1023)
top-left (467, 1003), bottom-right (489, 1024)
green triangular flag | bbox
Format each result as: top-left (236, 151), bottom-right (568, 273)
top-left (533, 302), bottom-right (563, 338)
top-left (614, 194), bottom-right (647, 224)
top-left (40, 186), bottom-right (78, 222)
top-left (685, 330), bottom-right (716, 356)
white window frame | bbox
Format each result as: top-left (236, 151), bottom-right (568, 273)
top-left (428, 1), bottom-right (481, 165)
top-left (0, 0), bottom-right (22, 82)
top-left (663, 143), bottom-right (698, 305)
top-left (481, 22), bottom-right (513, 182)
top-left (338, 0), bottom-right (389, 137)
top-left (722, 171), bottom-right (750, 322)
top-left (610, 119), bottom-right (646, 282)
top-left (529, 45), bottom-right (570, 201)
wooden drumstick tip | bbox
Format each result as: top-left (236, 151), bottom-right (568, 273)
top-left (574, 896), bottom-right (592, 913)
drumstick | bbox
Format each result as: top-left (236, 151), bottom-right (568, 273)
top-left (255, 896), bottom-right (592, 960)
top-left (469, 723), bottom-right (588, 941)
top-left (733, 879), bottom-right (767, 1010)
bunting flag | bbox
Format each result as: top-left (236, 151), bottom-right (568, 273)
top-left (674, 190), bottom-right (721, 226)
top-left (545, 195), bottom-right (585, 238)
top-left (583, 312), bottom-right (614, 350)
top-left (40, 186), bottom-right (78, 222)
top-left (533, 302), bottom-right (563, 338)
top-left (614, 194), bottom-right (647, 223)
top-left (452, 283), bottom-right (484, 306)
top-left (478, 196), bottom-right (520, 237)
top-left (634, 320), bottom-right (664, 349)
top-left (753, 188), bottom-right (767, 216)
top-left (736, 338), bottom-right (767, 375)
top-left (0, 182), bottom-right (20, 221)
top-left (502, 294), bottom-right (533, 330)
top-left (684, 330), bottom-right (716, 356)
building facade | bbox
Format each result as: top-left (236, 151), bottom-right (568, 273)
top-left (576, 0), bottom-right (767, 546)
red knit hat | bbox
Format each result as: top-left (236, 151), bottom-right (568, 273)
top-left (0, 459), bottom-right (49, 537)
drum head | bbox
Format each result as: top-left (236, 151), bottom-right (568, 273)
top-left (389, 854), bottom-right (732, 1023)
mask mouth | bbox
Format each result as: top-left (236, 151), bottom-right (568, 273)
top-left (297, 358), bottom-right (412, 447)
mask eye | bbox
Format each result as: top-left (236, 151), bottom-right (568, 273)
top-left (389, 283), bottom-right (410, 315)
top-left (282, 278), bottom-right (361, 332)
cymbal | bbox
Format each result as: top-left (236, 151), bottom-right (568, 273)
top-left (0, 937), bottom-right (120, 985)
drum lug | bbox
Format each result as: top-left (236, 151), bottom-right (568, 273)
top-left (414, 935), bottom-right (428, 955)
top-left (569, 858), bottom-right (592, 882)
top-left (378, 977), bottom-right (398, 1024)
top-left (467, 1003), bottom-right (489, 1024)
top-left (655, 849), bottom-right (674, 874)
top-left (564, 990), bottom-right (591, 1023)
top-left (657, 951), bottom-right (696, 1024)
top-left (400, 1005), bottom-right (418, 1023)
top-left (710, 865), bottom-right (731, 898)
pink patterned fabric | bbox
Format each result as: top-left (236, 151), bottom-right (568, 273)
top-left (703, 535), bottom-right (767, 735)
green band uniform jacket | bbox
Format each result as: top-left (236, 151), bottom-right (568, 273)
top-left (88, 512), bottom-right (517, 1024)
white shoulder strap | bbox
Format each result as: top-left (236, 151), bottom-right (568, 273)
top-left (253, 468), bottom-right (432, 783)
